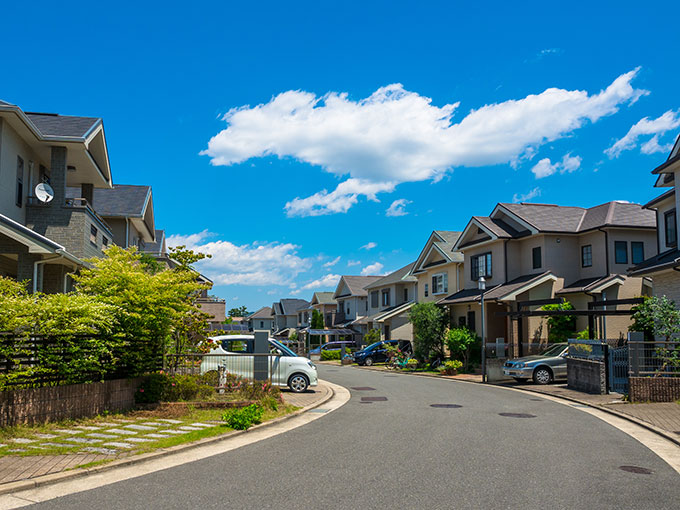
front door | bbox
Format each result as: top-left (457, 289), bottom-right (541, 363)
top-left (384, 325), bottom-right (391, 341)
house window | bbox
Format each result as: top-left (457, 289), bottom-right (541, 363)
top-left (432, 273), bottom-right (448, 294)
top-left (467, 311), bottom-right (476, 332)
top-left (532, 247), bottom-right (541, 269)
top-left (102, 237), bottom-right (109, 248)
top-left (424, 283), bottom-right (429, 297)
top-left (404, 288), bottom-right (408, 302)
top-left (304, 312), bottom-right (309, 323)
top-left (346, 306), bottom-right (350, 315)
top-left (90, 225), bottom-right (98, 246)
top-left (16, 156), bottom-right (24, 207)
top-left (631, 242), bottom-right (644, 264)
top-left (665, 210), bottom-right (677, 247)
top-left (581, 245), bottom-right (592, 268)
top-left (470, 253), bottom-right (492, 280)
top-left (381, 289), bottom-right (390, 307)
top-left (371, 291), bottom-right (379, 308)
top-left (614, 241), bottom-right (628, 264)
top-left (260, 321), bottom-right (264, 328)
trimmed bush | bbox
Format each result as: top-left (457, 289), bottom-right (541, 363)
top-left (222, 404), bottom-right (265, 430)
top-left (135, 373), bottom-right (214, 403)
top-left (321, 348), bottom-right (350, 361)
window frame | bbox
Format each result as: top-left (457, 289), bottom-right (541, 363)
top-left (631, 241), bottom-right (644, 265)
top-left (404, 288), bottom-right (408, 302)
top-left (424, 283), bottom-right (429, 297)
top-left (581, 245), bottom-right (592, 268)
top-left (432, 272), bottom-right (449, 295)
top-left (614, 241), bottom-right (628, 265)
top-left (90, 225), bottom-right (98, 246)
top-left (370, 290), bottom-right (379, 308)
top-left (381, 289), bottom-right (390, 307)
top-left (471, 252), bottom-right (492, 281)
top-left (665, 210), bottom-right (677, 248)
top-left (16, 156), bottom-right (24, 208)
top-left (532, 246), bottom-right (542, 270)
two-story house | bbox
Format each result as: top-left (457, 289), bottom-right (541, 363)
top-left (408, 231), bottom-right (463, 303)
top-left (630, 135), bottom-right (680, 303)
top-left (247, 306), bottom-right (274, 332)
top-left (308, 292), bottom-right (337, 328)
top-left (440, 201), bottom-right (656, 354)
top-left (0, 100), bottom-right (113, 293)
top-left (364, 263), bottom-right (417, 342)
top-left (271, 298), bottom-right (309, 338)
top-left (332, 275), bottom-right (382, 338)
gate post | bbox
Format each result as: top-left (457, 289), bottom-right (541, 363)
top-left (253, 330), bottom-right (269, 381)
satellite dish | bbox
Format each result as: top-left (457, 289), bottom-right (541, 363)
top-left (35, 183), bottom-right (54, 203)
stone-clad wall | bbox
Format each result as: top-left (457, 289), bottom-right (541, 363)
top-left (567, 358), bottom-right (606, 394)
top-left (653, 271), bottom-right (680, 304)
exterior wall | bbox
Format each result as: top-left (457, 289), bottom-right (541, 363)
top-left (462, 240), bottom-right (506, 289)
top-left (652, 270), bottom-right (680, 304)
top-left (385, 314), bottom-right (413, 342)
top-left (105, 218), bottom-right (128, 247)
top-left (567, 358), bottom-right (606, 394)
top-left (607, 228), bottom-right (657, 275)
top-left (655, 195), bottom-right (677, 251)
top-left (415, 262), bottom-right (459, 303)
top-left (252, 318), bottom-right (274, 331)
top-left (338, 296), bottom-right (366, 320)
top-left (543, 234), bottom-right (579, 286)
top-left (576, 231), bottom-right (608, 280)
top-left (0, 254), bottom-right (16, 278)
top-left (366, 282), bottom-right (415, 316)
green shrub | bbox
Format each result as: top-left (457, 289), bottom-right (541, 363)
top-left (222, 404), bottom-right (265, 430)
top-left (364, 329), bottom-right (380, 344)
top-left (135, 373), bottom-right (214, 403)
top-left (135, 373), bottom-right (169, 403)
top-left (445, 327), bottom-right (479, 371)
top-left (320, 348), bottom-right (350, 361)
top-left (237, 380), bottom-right (282, 403)
top-left (199, 370), bottom-right (220, 387)
top-left (541, 302), bottom-right (576, 342)
top-left (439, 359), bottom-right (463, 373)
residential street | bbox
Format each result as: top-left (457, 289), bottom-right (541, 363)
top-left (25, 366), bottom-right (680, 509)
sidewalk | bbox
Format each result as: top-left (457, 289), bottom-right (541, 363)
top-left (0, 382), bottom-right (332, 489)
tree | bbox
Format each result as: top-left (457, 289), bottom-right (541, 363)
top-left (629, 296), bottom-right (680, 341)
top-left (541, 301), bottom-right (576, 342)
top-left (629, 296), bottom-right (655, 341)
top-left (409, 302), bottom-right (448, 361)
top-left (228, 305), bottom-right (249, 318)
top-left (168, 245), bottom-right (211, 270)
top-left (446, 327), bottom-right (479, 371)
top-left (310, 309), bottom-right (324, 347)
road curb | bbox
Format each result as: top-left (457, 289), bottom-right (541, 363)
top-left (0, 382), bottom-right (336, 497)
top-left (344, 363), bottom-right (680, 448)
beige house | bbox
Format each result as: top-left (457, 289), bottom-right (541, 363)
top-left (409, 231), bottom-right (463, 304)
top-left (247, 306), bottom-right (274, 332)
top-left (440, 201), bottom-right (656, 354)
top-left (630, 135), bottom-right (680, 303)
top-left (308, 291), bottom-right (337, 327)
top-left (332, 275), bottom-right (383, 338)
top-left (364, 263), bottom-right (417, 342)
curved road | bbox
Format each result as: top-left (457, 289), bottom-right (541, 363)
top-left (26, 365), bottom-right (680, 509)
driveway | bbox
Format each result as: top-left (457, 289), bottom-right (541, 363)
top-left (24, 365), bottom-right (680, 509)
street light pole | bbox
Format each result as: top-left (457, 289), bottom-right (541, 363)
top-left (478, 276), bottom-right (486, 383)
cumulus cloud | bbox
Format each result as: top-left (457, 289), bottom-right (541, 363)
top-left (347, 260), bottom-right (361, 267)
top-left (202, 69), bottom-right (645, 215)
top-left (531, 153), bottom-right (582, 179)
top-left (167, 230), bottom-right (310, 286)
top-left (323, 256), bottom-right (341, 268)
top-left (386, 198), bottom-right (412, 217)
top-left (361, 262), bottom-right (384, 276)
top-left (360, 242), bottom-right (377, 250)
top-left (606, 110), bottom-right (680, 158)
top-left (512, 187), bottom-right (541, 203)
top-left (299, 273), bottom-right (340, 291)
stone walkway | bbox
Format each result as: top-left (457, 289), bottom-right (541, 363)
top-left (0, 382), bottom-right (332, 487)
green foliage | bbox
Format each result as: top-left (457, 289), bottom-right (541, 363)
top-left (439, 359), bottom-right (463, 374)
top-left (236, 380), bottom-right (282, 403)
top-left (228, 305), bottom-right (249, 318)
top-left (630, 296), bottom-right (680, 342)
top-left (134, 373), bottom-right (214, 403)
top-left (364, 329), bottom-right (380, 345)
top-left (135, 373), bottom-right (169, 403)
top-left (409, 302), bottom-right (448, 361)
top-left (168, 245), bottom-right (212, 270)
top-left (320, 348), bottom-right (350, 361)
top-left (445, 327), bottom-right (479, 371)
top-left (541, 301), bottom-right (576, 342)
top-left (222, 404), bottom-right (265, 430)
top-left (289, 331), bottom-right (299, 341)
top-left (575, 329), bottom-right (592, 340)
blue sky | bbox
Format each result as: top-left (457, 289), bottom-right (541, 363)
top-left (3, 1), bottom-right (679, 312)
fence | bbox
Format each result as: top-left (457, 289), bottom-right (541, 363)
top-left (629, 340), bottom-right (680, 377)
top-left (0, 333), bottom-right (163, 390)
top-left (165, 353), bottom-right (285, 384)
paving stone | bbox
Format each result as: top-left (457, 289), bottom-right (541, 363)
top-left (145, 433), bottom-right (171, 439)
top-left (27, 445), bottom-right (47, 450)
top-left (0, 444), bottom-right (7, 448)
top-left (104, 442), bottom-right (134, 449)
top-left (10, 438), bottom-right (35, 444)
top-left (75, 426), bottom-right (101, 431)
top-left (189, 423), bottom-right (213, 428)
top-left (158, 419), bottom-right (182, 424)
top-left (178, 426), bottom-right (202, 431)
top-left (53, 429), bottom-right (81, 434)
top-left (64, 437), bottom-right (103, 444)
top-left (114, 419), bottom-right (135, 423)
top-left (8, 449), bottom-right (27, 453)
top-left (123, 424), bottom-right (156, 431)
top-left (34, 434), bottom-right (58, 439)
top-left (105, 428), bottom-right (138, 435)
top-left (40, 442), bottom-right (78, 448)
top-left (95, 422), bottom-right (120, 427)
top-left (125, 437), bottom-right (151, 443)
top-left (87, 433), bottom-right (120, 439)
top-left (159, 429), bottom-right (186, 435)
top-left (141, 422), bottom-right (164, 426)
top-left (82, 447), bottom-right (119, 455)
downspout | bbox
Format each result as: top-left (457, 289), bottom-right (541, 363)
top-left (125, 218), bottom-right (130, 248)
top-left (598, 228), bottom-right (610, 275)
top-left (32, 254), bottom-right (61, 293)
top-left (504, 240), bottom-right (508, 283)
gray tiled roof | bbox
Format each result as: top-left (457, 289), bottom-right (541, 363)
top-left (364, 262), bottom-right (417, 290)
top-left (312, 292), bottom-right (336, 305)
top-left (340, 276), bottom-right (383, 297)
top-left (432, 231), bottom-right (464, 262)
top-left (556, 275), bottom-right (623, 295)
top-left (501, 203), bottom-right (585, 232)
top-left (249, 306), bottom-right (273, 319)
top-left (473, 217), bottom-right (522, 238)
top-left (67, 185), bottom-right (151, 217)
top-left (278, 299), bottom-right (310, 315)
top-left (143, 229), bottom-right (166, 255)
top-left (438, 272), bottom-right (553, 304)
top-left (629, 248), bottom-right (680, 276)
top-left (0, 100), bottom-right (13, 106)
top-left (25, 112), bottom-right (100, 138)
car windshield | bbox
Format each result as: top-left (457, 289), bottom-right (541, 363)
top-left (363, 341), bottom-right (383, 352)
top-left (541, 344), bottom-right (567, 357)
top-left (270, 340), bottom-right (297, 357)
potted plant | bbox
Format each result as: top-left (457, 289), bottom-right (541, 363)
top-left (439, 360), bottom-right (463, 376)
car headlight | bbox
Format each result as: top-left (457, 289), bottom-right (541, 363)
top-left (516, 363), bottom-right (526, 368)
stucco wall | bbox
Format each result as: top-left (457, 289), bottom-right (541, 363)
top-left (653, 270), bottom-right (680, 304)
top-left (463, 241), bottom-right (506, 289)
top-left (415, 262), bottom-right (460, 303)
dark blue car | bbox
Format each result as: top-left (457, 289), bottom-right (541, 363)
top-left (354, 340), bottom-right (410, 366)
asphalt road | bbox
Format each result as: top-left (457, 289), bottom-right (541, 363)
top-left (28, 366), bottom-right (680, 509)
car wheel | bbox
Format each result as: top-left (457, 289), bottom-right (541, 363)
top-left (364, 357), bottom-right (374, 367)
top-left (288, 374), bottom-right (309, 393)
top-left (533, 367), bottom-right (552, 385)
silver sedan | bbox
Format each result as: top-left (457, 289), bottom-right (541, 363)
top-left (503, 343), bottom-right (568, 384)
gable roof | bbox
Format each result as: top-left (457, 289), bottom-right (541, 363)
top-left (273, 299), bottom-right (310, 315)
top-left (25, 112), bottom-right (100, 138)
top-left (143, 229), bottom-right (166, 256)
top-left (310, 292), bottom-right (336, 306)
top-left (411, 231), bottom-right (463, 274)
top-left (67, 184), bottom-right (152, 217)
top-left (334, 275), bottom-right (383, 298)
top-left (248, 306), bottom-right (273, 319)
top-left (364, 262), bottom-right (417, 290)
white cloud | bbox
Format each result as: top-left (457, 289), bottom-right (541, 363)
top-left (167, 230), bottom-right (310, 286)
top-left (300, 273), bottom-right (340, 291)
top-left (202, 69), bottom-right (645, 215)
top-left (361, 262), bottom-right (384, 276)
top-left (360, 242), bottom-right (377, 250)
top-left (512, 187), bottom-right (541, 203)
top-left (323, 256), bottom-right (341, 268)
top-left (606, 110), bottom-right (680, 158)
top-left (531, 153), bottom-right (582, 179)
top-left (347, 260), bottom-right (361, 267)
top-left (386, 198), bottom-right (412, 217)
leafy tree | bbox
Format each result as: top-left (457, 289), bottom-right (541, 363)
top-left (541, 301), bottom-right (576, 342)
top-left (630, 296), bottom-right (660, 341)
top-left (364, 328), bottom-right (380, 345)
top-left (409, 302), bottom-right (448, 361)
top-left (310, 309), bottom-right (324, 347)
top-left (629, 296), bottom-right (680, 341)
top-left (168, 245), bottom-right (211, 270)
top-left (228, 305), bottom-right (249, 318)
top-left (445, 327), bottom-right (479, 371)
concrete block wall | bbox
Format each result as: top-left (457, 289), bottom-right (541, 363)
top-left (567, 358), bottom-right (606, 394)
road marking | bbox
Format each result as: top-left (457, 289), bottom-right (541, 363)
top-left (0, 381), bottom-right (350, 509)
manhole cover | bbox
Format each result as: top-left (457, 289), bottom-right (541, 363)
top-left (619, 465), bottom-right (653, 475)
top-left (351, 387), bottom-right (376, 391)
top-left (361, 396), bottom-right (387, 402)
top-left (360, 401), bottom-right (373, 404)
top-left (499, 412), bottom-right (536, 418)
top-left (430, 404), bottom-right (462, 408)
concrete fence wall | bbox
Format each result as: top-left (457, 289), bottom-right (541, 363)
top-left (567, 358), bottom-right (606, 394)
top-left (0, 377), bottom-right (144, 427)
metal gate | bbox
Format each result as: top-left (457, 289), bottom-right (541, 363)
top-left (607, 345), bottom-right (629, 394)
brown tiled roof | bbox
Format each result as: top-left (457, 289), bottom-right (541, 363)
top-left (339, 276), bottom-right (383, 297)
top-left (364, 262), bottom-right (417, 290)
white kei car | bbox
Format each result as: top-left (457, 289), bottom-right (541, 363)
top-left (200, 335), bottom-right (318, 393)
